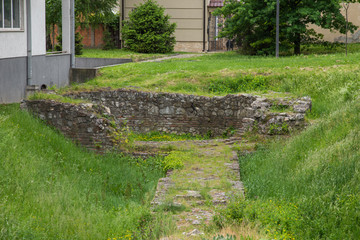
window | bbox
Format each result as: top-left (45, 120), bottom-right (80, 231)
top-left (0, 0), bottom-right (22, 30)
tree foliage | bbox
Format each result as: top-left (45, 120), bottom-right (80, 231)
top-left (214, 0), bottom-right (359, 55)
top-left (46, 0), bottom-right (117, 27)
top-left (103, 13), bottom-right (121, 50)
top-left (46, 0), bottom-right (117, 51)
top-left (121, 0), bottom-right (176, 53)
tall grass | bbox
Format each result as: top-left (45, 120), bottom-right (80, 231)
top-left (229, 100), bottom-right (360, 239)
top-left (0, 105), bottom-right (172, 239)
top-left (218, 60), bottom-right (360, 238)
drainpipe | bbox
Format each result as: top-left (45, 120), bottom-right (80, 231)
top-left (70, 0), bottom-right (75, 68)
top-left (26, 0), bottom-right (32, 85)
top-left (203, 0), bottom-right (206, 52)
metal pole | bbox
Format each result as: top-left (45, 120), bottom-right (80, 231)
top-left (203, 0), bottom-right (206, 52)
top-left (276, 0), bottom-right (279, 58)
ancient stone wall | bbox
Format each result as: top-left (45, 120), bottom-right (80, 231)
top-left (65, 89), bottom-right (312, 137)
top-left (22, 100), bottom-right (117, 152)
top-left (23, 89), bottom-right (311, 151)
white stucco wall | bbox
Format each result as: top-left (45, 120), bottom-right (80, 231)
top-left (0, 0), bottom-right (46, 59)
top-left (31, 1), bottom-right (46, 56)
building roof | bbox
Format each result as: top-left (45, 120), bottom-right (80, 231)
top-left (208, 0), bottom-right (224, 7)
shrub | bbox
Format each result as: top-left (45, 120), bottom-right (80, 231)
top-left (121, 0), bottom-right (176, 53)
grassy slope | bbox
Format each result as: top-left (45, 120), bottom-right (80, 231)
top-left (8, 46), bottom-right (360, 239)
top-left (229, 100), bottom-right (360, 239)
top-left (71, 48), bottom-right (360, 239)
top-left (210, 53), bottom-right (360, 238)
top-left (66, 50), bottom-right (359, 99)
top-left (0, 105), bottom-right (168, 240)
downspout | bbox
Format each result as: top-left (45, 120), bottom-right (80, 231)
top-left (207, 14), bottom-right (210, 52)
top-left (26, 0), bottom-right (32, 86)
top-left (70, 0), bottom-right (75, 68)
top-left (203, 0), bottom-right (206, 52)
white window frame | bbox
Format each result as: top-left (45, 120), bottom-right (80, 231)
top-left (0, 0), bottom-right (24, 31)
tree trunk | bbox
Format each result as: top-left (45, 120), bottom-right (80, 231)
top-left (294, 32), bottom-right (301, 55)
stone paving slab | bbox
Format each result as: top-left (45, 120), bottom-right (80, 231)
top-left (147, 140), bottom-right (246, 239)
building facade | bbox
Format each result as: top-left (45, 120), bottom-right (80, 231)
top-left (310, 3), bottom-right (360, 43)
top-left (119, 0), bottom-right (227, 52)
top-left (0, 0), bottom-right (73, 103)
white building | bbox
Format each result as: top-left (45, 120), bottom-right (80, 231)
top-left (0, 0), bottom-right (74, 103)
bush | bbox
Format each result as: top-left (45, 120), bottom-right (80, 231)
top-left (121, 0), bottom-right (176, 53)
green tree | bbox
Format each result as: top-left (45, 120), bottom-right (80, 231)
top-left (46, 0), bottom-right (62, 50)
top-left (102, 13), bottom-right (120, 50)
top-left (46, 0), bottom-right (117, 27)
top-left (214, 0), bottom-right (359, 55)
top-left (74, 0), bottom-right (117, 27)
top-left (46, 0), bottom-right (117, 51)
top-left (121, 0), bottom-right (176, 53)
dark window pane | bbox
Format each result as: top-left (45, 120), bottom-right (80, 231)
top-left (4, 0), bottom-right (11, 28)
top-left (0, 0), bottom-right (3, 28)
top-left (13, 0), bottom-right (19, 28)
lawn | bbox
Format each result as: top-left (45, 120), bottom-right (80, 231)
top-left (79, 48), bottom-right (181, 62)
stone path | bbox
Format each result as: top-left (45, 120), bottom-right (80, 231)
top-left (141, 53), bottom-right (205, 63)
top-left (136, 139), bottom-right (255, 239)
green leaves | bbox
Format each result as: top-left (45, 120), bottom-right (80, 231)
top-left (214, 0), bottom-right (358, 55)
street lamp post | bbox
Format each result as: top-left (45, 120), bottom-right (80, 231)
top-left (276, 0), bottom-right (279, 58)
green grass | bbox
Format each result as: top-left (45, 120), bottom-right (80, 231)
top-left (221, 99), bottom-right (360, 239)
top-left (79, 48), bottom-right (177, 62)
top-left (207, 48), bottom-right (360, 239)
top-left (7, 44), bottom-right (360, 238)
top-left (63, 45), bottom-right (360, 100)
top-left (27, 92), bottom-right (89, 104)
top-left (0, 104), bottom-right (174, 239)
top-left (129, 131), bottom-right (207, 142)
